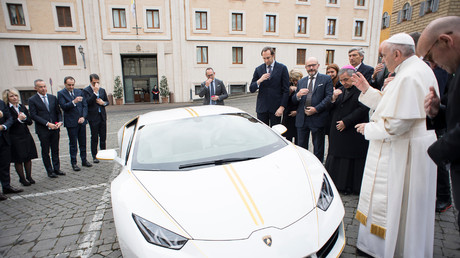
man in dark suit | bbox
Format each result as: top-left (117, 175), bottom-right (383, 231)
top-left (198, 68), bottom-right (228, 105)
top-left (0, 99), bottom-right (23, 200)
top-left (349, 47), bottom-right (374, 84)
top-left (292, 57), bottom-right (333, 162)
top-left (29, 79), bottom-right (64, 178)
top-left (420, 16), bottom-right (460, 231)
top-left (250, 46), bottom-right (289, 126)
top-left (58, 76), bottom-right (92, 171)
top-left (83, 74), bottom-right (109, 163)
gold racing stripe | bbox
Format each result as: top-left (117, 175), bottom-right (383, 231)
top-left (188, 107), bottom-right (199, 117)
top-left (183, 107), bottom-right (196, 117)
top-left (229, 165), bottom-right (265, 225)
top-left (224, 166), bottom-right (259, 226)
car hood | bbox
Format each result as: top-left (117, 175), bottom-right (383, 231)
top-left (132, 145), bottom-right (319, 240)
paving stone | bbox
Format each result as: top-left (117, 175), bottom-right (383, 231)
top-left (60, 225), bottom-right (82, 236)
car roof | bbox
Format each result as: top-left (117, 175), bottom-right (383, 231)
top-left (136, 105), bottom-right (246, 126)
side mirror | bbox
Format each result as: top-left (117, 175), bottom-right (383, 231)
top-left (272, 124), bottom-right (287, 135)
top-left (96, 149), bottom-right (118, 161)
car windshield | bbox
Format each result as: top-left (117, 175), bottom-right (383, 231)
top-left (131, 113), bottom-right (287, 171)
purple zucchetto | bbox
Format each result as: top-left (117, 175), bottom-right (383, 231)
top-left (341, 65), bottom-right (356, 71)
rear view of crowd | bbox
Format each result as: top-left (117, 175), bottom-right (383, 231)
top-left (0, 73), bottom-right (108, 201)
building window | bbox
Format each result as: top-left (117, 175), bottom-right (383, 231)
top-left (326, 50), bottom-right (335, 65)
top-left (420, 0), bottom-right (439, 16)
top-left (197, 46), bottom-right (208, 64)
top-left (232, 47), bottom-right (243, 64)
top-left (297, 17), bottom-right (307, 34)
top-left (232, 13), bottom-right (243, 31)
top-left (195, 11), bottom-right (207, 30)
top-left (62, 46), bottom-right (77, 66)
top-left (297, 49), bottom-right (306, 65)
top-left (56, 6), bottom-right (72, 27)
top-left (266, 15), bottom-right (276, 32)
top-left (354, 20), bottom-right (364, 37)
top-left (328, 0), bottom-right (337, 4)
top-left (357, 0), bottom-right (365, 6)
top-left (112, 8), bottom-right (126, 28)
top-left (327, 18), bottom-right (336, 35)
top-left (7, 3), bottom-right (25, 26)
top-left (146, 9), bottom-right (160, 29)
top-left (397, 3), bottom-right (412, 24)
top-left (15, 45), bottom-right (32, 66)
top-left (382, 12), bottom-right (390, 29)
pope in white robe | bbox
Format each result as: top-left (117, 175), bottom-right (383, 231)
top-left (353, 33), bottom-right (438, 258)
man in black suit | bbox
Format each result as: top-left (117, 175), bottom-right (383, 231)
top-left (83, 74), bottom-right (109, 163)
top-left (348, 47), bottom-right (374, 84)
top-left (0, 99), bottom-right (23, 200)
top-left (58, 76), bottom-right (92, 171)
top-left (250, 46), bottom-right (289, 126)
top-left (420, 16), bottom-right (460, 231)
top-left (28, 79), bottom-right (64, 178)
top-left (198, 68), bottom-right (228, 105)
top-left (292, 57), bottom-right (333, 162)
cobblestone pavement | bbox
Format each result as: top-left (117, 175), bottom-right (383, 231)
top-left (0, 94), bottom-right (459, 257)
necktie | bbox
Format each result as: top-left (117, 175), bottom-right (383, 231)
top-left (267, 66), bottom-right (272, 80)
top-left (305, 76), bottom-right (314, 107)
top-left (42, 96), bottom-right (50, 111)
top-left (210, 81), bottom-right (215, 105)
top-left (70, 91), bottom-right (75, 99)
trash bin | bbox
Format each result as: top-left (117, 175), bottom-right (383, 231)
top-left (169, 92), bottom-right (174, 103)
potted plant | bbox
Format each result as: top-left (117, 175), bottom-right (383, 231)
top-left (159, 75), bottom-right (170, 103)
top-left (113, 76), bottom-right (123, 105)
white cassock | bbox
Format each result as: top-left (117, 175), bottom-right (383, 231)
top-left (355, 55), bottom-right (438, 258)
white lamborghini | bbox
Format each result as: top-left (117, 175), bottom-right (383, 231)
top-left (98, 105), bottom-right (345, 258)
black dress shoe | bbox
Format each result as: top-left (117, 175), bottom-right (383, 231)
top-left (3, 186), bottom-right (24, 194)
top-left (48, 172), bottom-right (58, 178)
top-left (72, 164), bottom-right (81, 171)
top-left (93, 158), bottom-right (100, 164)
top-left (82, 161), bottom-right (92, 167)
top-left (19, 179), bottom-right (31, 186)
top-left (0, 193), bottom-right (7, 201)
top-left (55, 170), bottom-right (66, 176)
top-left (26, 177), bottom-right (36, 184)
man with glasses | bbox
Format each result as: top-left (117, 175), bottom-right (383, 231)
top-left (198, 67), bottom-right (228, 105)
top-left (250, 46), bottom-right (289, 126)
top-left (420, 16), bottom-right (460, 234)
top-left (292, 57), bottom-right (333, 162)
top-left (352, 33), bottom-right (438, 258)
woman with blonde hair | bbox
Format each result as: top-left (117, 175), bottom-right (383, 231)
top-left (3, 89), bottom-right (38, 186)
top-left (281, 69), bottom-right (303, 143)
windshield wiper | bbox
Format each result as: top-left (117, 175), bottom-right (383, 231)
top-left (178, 157), bottom-right (259, 169)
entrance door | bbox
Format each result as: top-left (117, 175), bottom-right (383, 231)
top-left (121, 55), bottom-right (158, 103)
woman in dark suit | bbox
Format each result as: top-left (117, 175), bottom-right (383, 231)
top-left (3, 89), bottom-right (38, 186)
top-left (281, 69), bottom-right (302, 143)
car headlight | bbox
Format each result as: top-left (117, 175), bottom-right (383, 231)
top-left (132, 213), bottom-right (188, 250)
top-left (317, 174), bottom-right (334, 211)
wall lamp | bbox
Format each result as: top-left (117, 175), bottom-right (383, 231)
top-left (78, 45), bottom-right (86, 69)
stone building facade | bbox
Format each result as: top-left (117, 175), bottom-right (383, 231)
top-left (0, 0), bottom-right (383, 104)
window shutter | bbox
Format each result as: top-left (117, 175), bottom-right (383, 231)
top-left (397, 10), bottom-right (402, 24)
top-left (406, 6), bottom-right (413, 20)
top-left (432, 0), bottom-right (439, 12)
top-left (385, 15), bottom-right (390, 28)
top-left (419, 1), bottom-right (426, 16)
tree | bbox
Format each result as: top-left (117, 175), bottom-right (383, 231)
top-left (159, 75), bottom-right (170, 98)
top-left (113, 76), bottom-right (123, 99)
